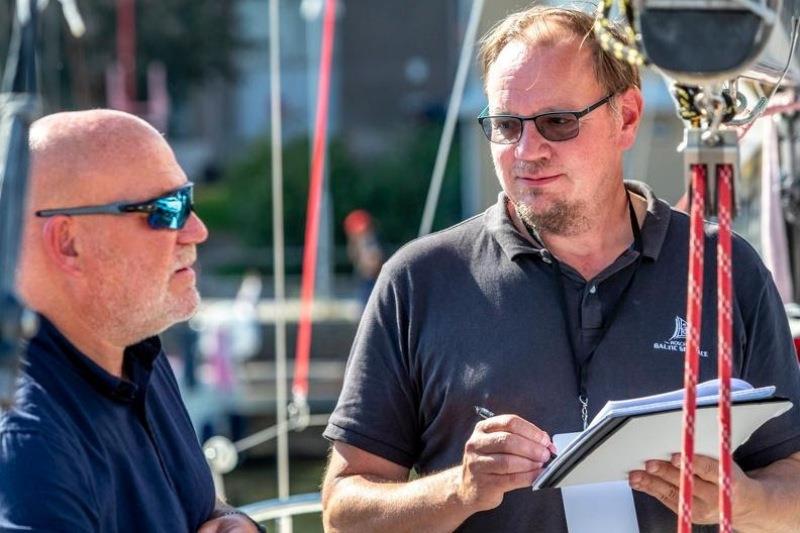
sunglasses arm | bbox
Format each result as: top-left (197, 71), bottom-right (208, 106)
top-left (35, 204), bottom-right (127, 218)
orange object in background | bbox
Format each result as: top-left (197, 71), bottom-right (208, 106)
top-left (344, 209), bottom-right (372, 236)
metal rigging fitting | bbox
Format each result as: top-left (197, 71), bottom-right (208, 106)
top-left (679, 128), bottom-right (740, 218)
top-left (593, 0), bottom-right (785, 221)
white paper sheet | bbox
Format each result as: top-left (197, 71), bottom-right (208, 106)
top-left (555, 432), bottom-right (640, 533)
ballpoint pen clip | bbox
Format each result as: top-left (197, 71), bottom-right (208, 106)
top-left (474, 405), bottom-right (496, 419)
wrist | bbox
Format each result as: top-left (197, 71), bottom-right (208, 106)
top-left (734, 477), bottom-right (770, 533)
top-left (424, 466), bottom-right (482, 532)
top-left (446, 465), bottom-right (483, 515)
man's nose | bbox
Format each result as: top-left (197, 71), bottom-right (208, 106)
top-left (515, 120), bottom-right (552, 161)
top-left (179, 211), bottom-right (209, 244)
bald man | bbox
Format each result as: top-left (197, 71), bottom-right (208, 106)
top-left (0, 110), bottom-right (262, 532)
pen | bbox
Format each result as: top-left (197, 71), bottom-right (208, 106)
top-left (474, 405), bottom-right (495, 419)
top-left (473, 405), bottom-right (559, 462)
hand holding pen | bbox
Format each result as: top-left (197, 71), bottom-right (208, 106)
top-left (474, 405), bottom-right (559, 461)
top-left (457, 406), bottom-right (559, 511)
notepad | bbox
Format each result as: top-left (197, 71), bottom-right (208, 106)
top-left (533, 379), bottom-right (793, 490)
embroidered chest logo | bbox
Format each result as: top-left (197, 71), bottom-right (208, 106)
top-left (653, 316), bottom-right (709, 357)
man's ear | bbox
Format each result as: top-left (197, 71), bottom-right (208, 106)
top-left (41, 217), bottom-right (82, 275)
top-left (617, 87), bottom-right (644, 151)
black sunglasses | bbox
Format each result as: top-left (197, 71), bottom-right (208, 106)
top-left (478, 94), bottom-right (614, 144)
top-left (35, 183), bottom-right (195, 230)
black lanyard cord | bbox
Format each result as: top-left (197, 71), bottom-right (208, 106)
top-left (527, 192), bottom-right (643, 429)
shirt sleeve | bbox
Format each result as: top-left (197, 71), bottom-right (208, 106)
top-left (734, 272), bottom-right (800, 471)
top-left (0, 429), bottom-right (98, 532)
top-left (323, 262), bottom-right (421, 468)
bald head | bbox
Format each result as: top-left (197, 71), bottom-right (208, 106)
top-left (17, 108), bottom-right (207, 367)
top-left (18, 110), bottom-right (189, 317)
top-left (28, 110), bottom-right (167, 209)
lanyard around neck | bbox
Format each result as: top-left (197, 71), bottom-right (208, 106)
top-left (530, 192), bottom-right (643, 429)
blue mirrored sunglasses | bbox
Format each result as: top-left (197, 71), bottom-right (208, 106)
top-left (35, 183), bottom-right (195, 230)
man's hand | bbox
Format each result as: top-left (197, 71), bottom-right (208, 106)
top-left (628, 453), bottom-right (762, 525)
top-left (321, 416), bottom-right (556, 532)
top-left (197, 512), bottom-right (262, 533)
top-left (457, 414), bottom-right (555, 512)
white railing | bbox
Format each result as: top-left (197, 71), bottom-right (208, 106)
top-left (239, 492), bottom-right (322, 523)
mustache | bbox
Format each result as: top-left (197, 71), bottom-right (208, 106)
top-left (512, 159), bottom-right (550, 175)
top-left (175, 249), bottom-right (197, 270)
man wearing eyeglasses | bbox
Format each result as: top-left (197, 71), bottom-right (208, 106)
top-left (0, 110), bottom-right (263, 532)
top-left (322, 5), bottom-right (800, 533)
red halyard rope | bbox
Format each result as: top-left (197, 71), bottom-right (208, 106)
top-left (678, 163), bottom-right (734, 531)
top-left (294, 0), bottom-right (337, 402)
top-left (678, 163), bottom-right (707, 533)
top-left (717, 164), bottom-right (734, 532)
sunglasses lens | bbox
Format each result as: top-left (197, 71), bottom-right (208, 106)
top-left (484, 117), bottom-right (522, 144)
top-left (147, 188), bottom-right (192, 229)
top-left (535, 113), bottom-right (579, 141)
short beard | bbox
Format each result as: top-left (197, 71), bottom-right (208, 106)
top-left (82, 253), bottom-right (200, 347)
top-left (513, 197), bottom-right (590, 237)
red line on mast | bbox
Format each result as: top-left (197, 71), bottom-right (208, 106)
top-left (117, 0), bottom-right (137, 107)
top-left (294, 0), bottom-right (337, 402)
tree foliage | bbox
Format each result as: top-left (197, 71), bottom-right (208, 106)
top-left (195, 123), bottom-right (463, 263)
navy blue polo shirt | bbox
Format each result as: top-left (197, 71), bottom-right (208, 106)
top-left (0, 315), bottom-right (216, 532)
top-left (325, 181), bottom-right (800, 532)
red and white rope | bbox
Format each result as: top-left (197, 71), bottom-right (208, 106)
top-left (678, 163), bottom-right (707, 533)
top-left (716, 164), bottom-right (734, 532)
top-left (678, 162), bottom-right (735, 532)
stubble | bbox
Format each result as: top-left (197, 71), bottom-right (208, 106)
top-left (513, 195), bottom-right (591, 237)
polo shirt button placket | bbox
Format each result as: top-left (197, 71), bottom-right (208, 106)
top-left (540, 250), bottom-right (552, 264)
top-left (589, 284), bottom-right (597, 295)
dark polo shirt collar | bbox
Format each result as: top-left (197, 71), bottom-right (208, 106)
top-left (486, 180), bottom-right (672, 262)
top-left (36, 314), bottom-right (160, 403)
